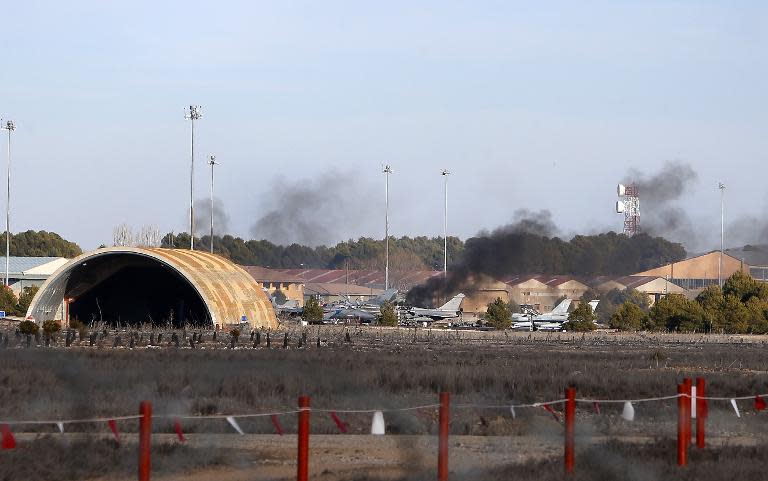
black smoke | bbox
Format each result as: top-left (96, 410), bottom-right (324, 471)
top-left (406, 208), bottom-right (686, 307)
top-left (623, 161), bottom-right (697, 247)
top-left (193, 197), bottom-right (230, 237)
top-left (250, 171), bottom-right (374, 246)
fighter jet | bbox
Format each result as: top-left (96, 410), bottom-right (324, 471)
top-left (511, 299), bottom-right (599, 331)
top-left (408, 294), bottom-right (465, 321)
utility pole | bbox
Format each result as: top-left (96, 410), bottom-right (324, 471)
top-left (382, 165), bottom-right (393, 290)
top-left (719, 183), bottom-right (726, 286)
top-left (208, 155), bottom-right (218, 254)
top-left (184, 105), bottom-right (202, 250)
top-left (441, 169), bottom-right (450, 275)
top-left (1, 121), bottom-right (14, 287)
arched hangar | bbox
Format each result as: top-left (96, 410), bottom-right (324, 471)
top-left (26, 247), bottom-right (277, 329)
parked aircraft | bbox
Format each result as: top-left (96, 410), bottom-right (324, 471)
top-left (408, 294), bottom-right (465, 320)
top-left (512, 298), bottom-right (572, 322)
top-left (511, 299), bottom-right (600, 331)
top-left (357, 288), bottom-right (399, 315)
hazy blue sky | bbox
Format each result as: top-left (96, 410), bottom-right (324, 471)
top-left (1, 1), bottom-right (766, 250)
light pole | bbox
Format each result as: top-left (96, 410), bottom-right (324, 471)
top-left (1, 121), bottom-right (14, 287)
top-left (382, 165), bottom-right (393, 290)
top-left (184, 105), bottom-right (202, 250)
top-left (719, 182), bottom-right (726, 286)
top-left (441, 169), bottom-right (450, 275)
top-left (208, 155), bottom-right (218, 254)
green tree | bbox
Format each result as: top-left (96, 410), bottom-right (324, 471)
top-left (564, 302), bottom-right (597, 331)
top-left (42, 320), bottom-right (61, 342)
top-left (302, 297), bottom-right (323, 322)
top-left (376, 301), bottom-right (398, 327)
top-left (718, 295), bottom-right (749, 333)
top-left (14, 286), bottom-right (39, 316)
top-left (1, 231), bottom-right (82, 257)
top-left (0, 285), bottom-right (17, 315)
top-left (723, 270), bottom-right (768, 304)
top-left (484, 297), bottom-right (511, 330)
top-left (744, 297), bottom-right (768, 334)
top-left (18, 320), bottom-right (38, 336)
top-left (648, 294), bottom-right (705, 332)
top-left (696, 285), bottom-right (724, 332)
top-left (610, 302), bottom-right (647, 330)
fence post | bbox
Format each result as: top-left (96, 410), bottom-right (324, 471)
top-left (297, 395), bottom-right (310, 481)
top-left (677, 384), bottom-right (687, 467)
top-left (564, 387), bottom-right (576, 474)
top-left (438, 391), bottom-right (450, 481)
top-left (696, 377), bottom-right (706, 448)
top-left (138, 401), bottom-right (152, 481)
top-left (683, 378), bottom-right (692, 445)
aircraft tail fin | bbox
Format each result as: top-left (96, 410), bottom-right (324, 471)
top-left (370, 288), bottom-right (398, 305)
top-left (438, 293), bottom-right (465, 312)
top-left (588, 300), bottom-right (600, 312)
top-left (550, 298), bottom-right (572, 316)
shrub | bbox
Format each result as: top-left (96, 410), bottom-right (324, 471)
top-left (376, 301), bottom-right (398, 327)
top-left (485, 298), bottom-right (511, 330)
top-left (302, 297), bottom-right (323, 322)
top-left (610, 302), bottom-right (647, 330)
top-left (18, 320), bottom-right (39, 336)
top-left (564, 303), bottom-right (597, 331)
top-left (42, 320), bottom-right (61, 337)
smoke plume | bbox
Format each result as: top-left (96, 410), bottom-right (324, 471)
top-left (623, 161), bottom-right (698, 247)
top-left (193, 197), bottom-right (230, 237)
top-left (406, 206), bottom-right (687, 307)
top-left (250, 171), bottom-right (373, 246)
top-left (406, 209), bottom-right (560, 306)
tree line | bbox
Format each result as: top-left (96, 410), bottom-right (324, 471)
top-left (162, 230), bottom-right (684, 277)
top-left (608, 270), bottom-right (768, 334)
top-left (0, 231), bottom-right (82, 258)
top-left (162, 232), bottom-right (464, 270)
top-left (482, 270), bottom-right (768, 334)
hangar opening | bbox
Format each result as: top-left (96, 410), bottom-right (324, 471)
top-left (27, 247), bottom-right (278, 329)
top-left (66, 254), bottom-right (210, 326)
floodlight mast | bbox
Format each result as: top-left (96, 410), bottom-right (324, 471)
top-left (184, 105), bottom-right (202, 250)
top-left (1, 120), bottom-right (14, 287)
top-left (441, 169), bottom-right (450, 275)
top-left (208, 155), bottom-right (218, 254)
top-left (382, 165), bottom-right (393, 290)
top-left (719, 183), bottom-right (726, 286)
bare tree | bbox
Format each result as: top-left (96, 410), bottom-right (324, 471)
top-left (113, 224), bottom-right (134, 247)
top-left (136, 225), bottom-right (162, 247)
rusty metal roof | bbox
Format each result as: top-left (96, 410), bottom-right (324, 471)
top-left (28, 247), bottom-right (277, 329)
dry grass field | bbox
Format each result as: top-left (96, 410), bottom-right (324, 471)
top-left (2, 324), bottom-right (768, 480)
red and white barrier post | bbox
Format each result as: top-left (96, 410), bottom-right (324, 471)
top-left (696, 377), bottom-right (706, 448)
top-left (297, 395), bottom-right (310, 481)
top-left (138, 401), bottom-right (152, 481)
top-left (677, 384), bottom-right (687, 466)
top-left (438, 391), bottom-right (450, 481)
top-left (683, 378), bottom-right (692, 445)
top-left (564, 387), bottom-right (576, 474)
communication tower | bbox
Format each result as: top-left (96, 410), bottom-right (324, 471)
top-left (616, 183), bottom-right (640, 236)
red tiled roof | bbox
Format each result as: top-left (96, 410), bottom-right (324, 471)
top-left (240, 266), bottom-right (305, 283)
top-left (273, 268), bottom-right (442, 289)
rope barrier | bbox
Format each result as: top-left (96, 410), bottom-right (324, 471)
top-left (2, 392), bottom-right (767, 426)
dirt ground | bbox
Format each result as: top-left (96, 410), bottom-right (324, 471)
top-left (3, 327), bottom-right (768, 480)
top-left (8, 432), bottom-right (762, 481)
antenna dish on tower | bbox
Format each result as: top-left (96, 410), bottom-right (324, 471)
top-left (616, 201), bottom-right (625, 213)
top-left (617, 184), bottom-right (626, 196)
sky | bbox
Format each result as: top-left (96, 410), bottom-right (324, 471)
top-left (1, 1), bottom-right (766, 250)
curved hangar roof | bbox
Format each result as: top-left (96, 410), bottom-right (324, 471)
top-left (27, 247), bottom-right (277, 329)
